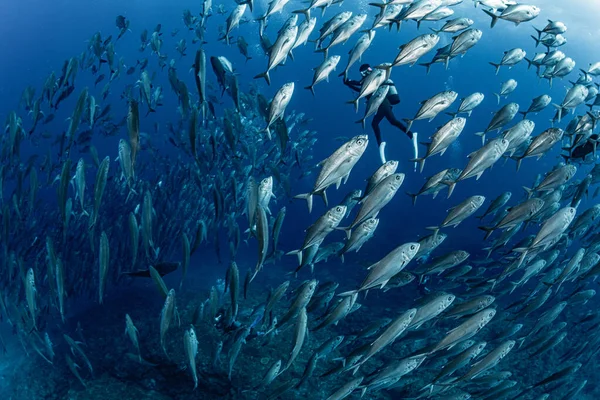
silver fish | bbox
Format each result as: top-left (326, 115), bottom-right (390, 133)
top-left (414, 118), bottom-right (466, 172)
top-left (305, 55), bottom-right (341, 96)
top-left (490, 48), bottom-right (526, 74)
top-left (183, 326), bottom-right (199, 389)
top-left (295, 135), bottom-right (368, 212)
top-left (484, 4), bottom-right (541, 28)
top-left (339, 31), bottom-right (376, 80)
top-left (339, 242), bottom-right (419, 295)
top-left (447, 92), bottom-right (484, 117)
top-left (404, 90), bottom-right (458, 132)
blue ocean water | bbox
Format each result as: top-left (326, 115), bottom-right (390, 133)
top-left (0, 0), bottom-right (598, 398)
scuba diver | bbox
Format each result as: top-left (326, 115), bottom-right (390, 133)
top-left (562, 134), bottom-right (599, 163)
top-left (343, 63), bottom-right (418, 165)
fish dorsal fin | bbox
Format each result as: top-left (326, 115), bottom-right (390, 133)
top-left (317, 155), bottom-right (330, 167)
top-left (446, 324), bottom-right (463, 336)
top-left (367, 260), bottom-right (380, 270)
top-left (414, 292), bottom-right (444, 307)
top-left (470, 358), bottom-right (483, 369)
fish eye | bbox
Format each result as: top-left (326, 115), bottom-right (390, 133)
top-left (336, 206), bottom-right (342, 212)
top-left (410, 245), bottom-right (416, 250)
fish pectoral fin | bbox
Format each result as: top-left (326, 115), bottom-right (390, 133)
top-left (378, 279), bottom-right (390, 289)
top-left (342, 173), bottom-right (350, 185)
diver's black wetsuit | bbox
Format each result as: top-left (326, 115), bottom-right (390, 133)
top-left (562, 134), bottom-right (599, 162)
top-left (344, 78), bottom-right (412, 146)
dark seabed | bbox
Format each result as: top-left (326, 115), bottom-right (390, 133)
top-left (0, 0), bottom-right (599, 399)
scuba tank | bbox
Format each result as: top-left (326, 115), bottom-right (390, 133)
top-left (385, 79), bottom-right (400, 105)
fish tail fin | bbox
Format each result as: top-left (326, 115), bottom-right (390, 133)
top-left (493, 92), bottom-right (501, 105)
top-left (514, 156), bottom-right (523, 172)
top-left (478, 226), bottom-right (494, 241)
top-left (368, 2), bottom-right (387, 9)
top-left (425, 226), bottom-right (440, 241)
top-left (474, 131), bottom-right (486, 145)
top-left (409, 157), bottom-right (425, 173)
top-left (419, 383), bottom-right (433, 394)
top-left (346, 99), bottom-right (359, 113)
top-left (406, 192), bottom-right (418, 206)
top-left (522, 186), bottom-right (534, 199)
top-left (512, 248), bottom-right (529, 270)
top-left (285, 249), bottom-right (301, 259)
top-left (530, 35), bottom-right (541, 47)
top-left (441, 179), bottom-right (456, 198)
top-left (355, 118), bottom-right (366, 130)
top-left (254, 71), bottom-right (271, 86)
top-left (315, 189), bottom-right (328, 207)
top-left (315, 47), bottom-right (329, 59)
top-left (489, 62), bottom-right (500, 75)
top-left (294, 193), bottom-right (314, 213)
top-left (304, 85), bottom-right (315, 96)
top-left (337, 289), bottom-right (358, 297)
top-left (419, 62), bottom-right (433, 75)
top-left (552, 103), bottom-right (563, 122)
top-left (292, 9), bottom-right (310, 20)
top-left (482, 9), bottom-right (499, 28)
top-left (335, 226), bottom-right (352, 239)
top-left (263, 126), bottom-right (272, 141)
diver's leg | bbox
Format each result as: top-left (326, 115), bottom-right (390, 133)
top-left (383, 106), bottom-right (412, 139)
top-left (371, 110), bottom-right (386, 164)
top-left (384, 106), bottom-right (419, 171)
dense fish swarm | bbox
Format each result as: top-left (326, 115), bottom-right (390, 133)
top-left (1, 0), bottom-right (600, 399)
